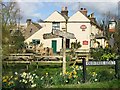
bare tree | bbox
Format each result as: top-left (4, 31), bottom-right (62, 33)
top-left (1, 2), bottom-right (23, 55)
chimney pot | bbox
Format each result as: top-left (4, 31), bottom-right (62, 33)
top-left (81, 8), bottom-right (83, 10)
top-left (65, 7), bottom-right (67, 11)
top-left (80, 8), bottom-right (87, 16)
top-left (26, 19), bottom-right (32, 27)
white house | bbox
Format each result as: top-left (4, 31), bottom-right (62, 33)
top-left (25, 8), bottom-right (67, 53)
top-left (24, 7), bottom-right (106, 54)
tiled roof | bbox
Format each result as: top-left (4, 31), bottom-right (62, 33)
top-left (32, 22), bottom-right (42, 29)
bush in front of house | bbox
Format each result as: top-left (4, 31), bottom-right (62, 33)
top-left (90, 47), bottom-right (118, 61)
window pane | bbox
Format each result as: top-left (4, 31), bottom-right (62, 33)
top-left (52, 22), bottom-right (60, 30)
top-left (32, 39), bottom-right (40, 45)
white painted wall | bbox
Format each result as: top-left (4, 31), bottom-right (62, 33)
top-left (45, 11), bottom-right (66, 22)
top-left (96, 38), bottom-right (106, 48)
top-left (25, 11), bottom-right (66, 52)
top-left (67, 23), bottom-right (91, 49)
top-left (68, 11), bottom-right (91, 51)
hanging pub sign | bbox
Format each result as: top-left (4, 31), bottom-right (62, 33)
top-left (83, 40), bottom-right (88, 45)
top-left (80, 25), bottom-right (87, 31)
top-left (109, 20), bottom-right (116, 32)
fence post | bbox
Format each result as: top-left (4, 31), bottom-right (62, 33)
top-left (82, 58), bottom-right (86, 83)
top-left (115, 58), bottom-right (120, 79)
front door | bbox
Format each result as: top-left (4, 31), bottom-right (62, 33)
top-left (52, 40), bottom-right (57, 53)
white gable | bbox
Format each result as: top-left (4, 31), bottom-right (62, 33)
top-left (45, 11), bottom-right (66, 22)
top-left (68, 11), bottom-right (90, 22)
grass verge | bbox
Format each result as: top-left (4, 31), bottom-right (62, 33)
top-left (51, 80), bottom-right (120, 88)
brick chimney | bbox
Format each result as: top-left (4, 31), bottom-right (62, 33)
top-left (26, 19), bottom-right (32, 27)
top-left (80, 8), bottom-right (87, 16)
top-left (89, 13), bottom-right (96, 22)
top-left (61, 6), bottom-right (68, 16)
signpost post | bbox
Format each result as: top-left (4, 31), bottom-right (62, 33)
top-left (52, 29), bottom-right (75, 75)
top-left (63, 37), bottom-right (66, 75)
top-left (43, 24), bottom-right (76, 75)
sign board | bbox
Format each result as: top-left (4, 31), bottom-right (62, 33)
top-left (52, 30), bottom-right (76, 39)
top-left (86, 61), bottom-right (115, 66)
top-left (109, 21), bottom-right (116, 32)
top-left (83, 40), bottom-right (88, 45)
top-left (80, 25), bottom-right (87, 31)
top-left (43, 33), bottom-right (59, 39)
top-left (80, 25), bottom-right (87, 29)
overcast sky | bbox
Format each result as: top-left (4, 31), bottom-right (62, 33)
top-left (4, 0), bottom-right (119, 23)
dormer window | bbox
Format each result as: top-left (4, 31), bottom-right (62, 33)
top-left (52, 22), bottom-right (60, 30)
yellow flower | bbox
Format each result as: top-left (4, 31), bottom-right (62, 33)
top-left (68, 75), bottom-right (72, 79)
top-left (3, 76), bottom-right (5, 80)
top-left (73, 75), bottom-right (78, 78)
top-left (3, 79), bottom-right (7, 82)
top-left (69, 72), bottom-right (72, 75)
top-left (75, 65), bottom-right (79, 69)
top-left (92, 72), bottom-right (96, 76)
top-left (65, 72), bottom-right (69, 75)
top-left (73, 70), bottom-right (77, 75)
top-left (60, 73), bottom-right (62, 76)
top-left (8, 81), bottom-right (14, 86)
top-left (46, 73), bottom-right (48, 75)
top-left (10, 76), bottom-right (13, 79)
top-left (14, 77), bottom-right (18, 80)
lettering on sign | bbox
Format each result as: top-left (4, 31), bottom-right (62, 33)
top-left (83, 40), bottom-right (88, 45)
top-left (43, 33), bottom-right (59, 39)
top-left (52, 30), bottom-right (76, 39)
top-left (86, 61), bottom-right (116, 66)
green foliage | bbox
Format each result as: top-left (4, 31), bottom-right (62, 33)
top-left (9, 30), bottom-right (25, 53)
top-left (2, 64), bottom-right (117, 88)
top-left (87, 66), bottom-right (115, 82)
top-left (51, 80), bottom-right (120, 88)
top-left (101, 53), bottom-right (116, 60)
top-left (69, 41), bottom-right (81, 60)
top-left (71, 41), bottom-right (81, 50)
top-left (90, 47), bottom-right (117, 61)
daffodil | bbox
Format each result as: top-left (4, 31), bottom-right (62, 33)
top-left (31, 84), bottom-right (36, 88)
top-left (92, 72), bottom-right (97, 77)
top-left (73, 71), bottom-right (77, 75)
top-left (14, 77), bottom-right (18, 80)
top-left (95, 79), bottom-right (98, 81)
top-left (15, 72), bottom-right (18, 75)
top-left (3, 79), bottom-right (7, 82)
top-left (2, 76), bottom-right (5, 79)
top-left (75, 65), bottom-right (79, 70)
top-left (46, 73), bottom-right (48, 75)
